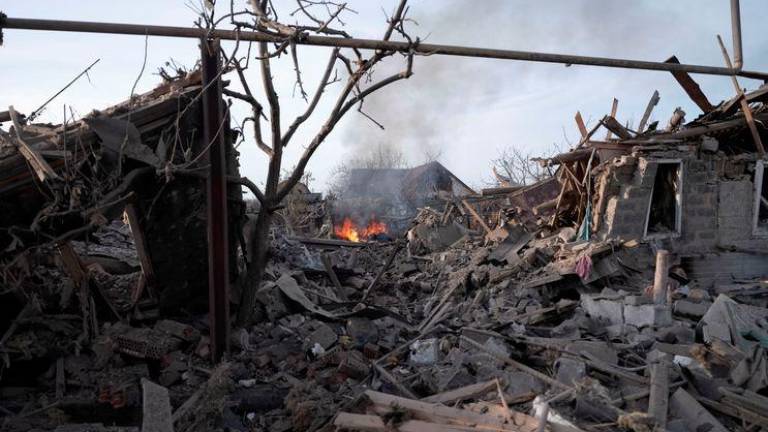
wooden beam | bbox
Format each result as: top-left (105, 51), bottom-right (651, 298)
top-left (365, 390), bottom-right (537, 432)
top-left (461, 199), bottom-right (492, 234)
top-left (7, 106), bottom-right (60, 182)
top-left (321, 254), bottom-right (347, 301)
top-left (638, 90), bottom-right (660, 133)
top-left (124, 198), bottom-right (157, 303)
top-left (601, 115), bottom-right (633, 140)
top-left (716, 36), bottom-right (765, 157)
top-left (605, 98), bottom-right (618, 140)
top-left (647, 353), bottom-right (671, 429)
top-left (665, 56), bottom-right (715, 113)
top-left (334, 412), bottom-right (482, 432)
top-left (421, 380), bottom-right (498, 405)
top-left (575, 111), bottom-right (588, 138)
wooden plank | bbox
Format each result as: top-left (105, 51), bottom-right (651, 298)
top-left (605, 98), bottom-right (618, 140)
top-left (365, 390), bottom-right (530, 431)
top-left (290, 236), bottom-right (367, 248)
top-left (664, 56), bottom-right (714, 113)
top-left (716, 37), bottom-right (765, 156)
top-left (601, 116), bottom-right (632, 140)
top-left (124, 199), bottom-right (157, 303)
top-left (7, 106), bottom-right (60, 182)
top-left (373, 364), bottom-right (417, 399)
top-left (462, 199), bottom-right (492, 234)
top-left (575, 111), bottom-right (588, 138)
top-left (647, 353), bottom-right (671, 429)
top-left (55, 358), bottom-right (66, 400)
top-left (334, 412), bottom-right (483, 432)
top-left (321, 254), bottom-right (348, 301)
top-left (57, 242), bottom-right (91, 338)
top-left (638, 90), bottom-right (660, 133)
top-left (421, 380), bottom-right (498, 404)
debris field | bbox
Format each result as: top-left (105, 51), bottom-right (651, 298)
top-left (2, 3), bottom-right (768, 432)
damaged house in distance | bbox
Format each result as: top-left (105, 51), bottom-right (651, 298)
top-left (331, 161), bottom-right (475, 241)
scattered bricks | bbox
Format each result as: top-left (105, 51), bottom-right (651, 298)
top-left (111, 324), bottom-right (181, 360)
top-left (624, 304), bottom-right (673, 328)
top-left (336, 350), bottom-right (370, 380)
top-left (409, 338), bottom-right (439, 366)
top-left (673, 299), bottom-right (712, 318)
top-left (363, 343), bottom-right (381, 359)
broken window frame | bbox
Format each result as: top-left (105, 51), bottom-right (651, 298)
top-left (643, 159), bottom-right (684, 240)
top-left (752, 160), bottom-right (768, 236)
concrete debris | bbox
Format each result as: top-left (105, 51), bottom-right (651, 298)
top-left (2, 55), bottom-right (768, 432)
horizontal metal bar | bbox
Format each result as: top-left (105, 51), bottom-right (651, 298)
top-left (3, 15), bottom-right (768, 79)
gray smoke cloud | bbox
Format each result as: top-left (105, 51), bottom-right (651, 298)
top-left (337, 0), bottom-right (688, 168)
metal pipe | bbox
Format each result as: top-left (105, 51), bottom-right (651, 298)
top-left (730, 0), bottom-right (743, 70)
top-left (2, 14), bottom-right (768, 80)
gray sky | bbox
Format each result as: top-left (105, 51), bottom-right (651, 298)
top-left (3, 1), bottom-right (768, 192)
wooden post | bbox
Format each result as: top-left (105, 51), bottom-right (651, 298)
top-left (648, 353), bottom-right (671, 429)
top-left (653, 250), bottom-right (669, 304)
top-left (201, 38), bottom-right (230, 362)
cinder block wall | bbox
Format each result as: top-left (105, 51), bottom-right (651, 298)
top-left (597, 145), bottom-right (767, 255)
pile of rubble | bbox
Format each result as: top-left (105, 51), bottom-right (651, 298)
top-left (2, 71), bottom-right (768, 432)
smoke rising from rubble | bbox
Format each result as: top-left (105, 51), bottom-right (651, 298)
top-left (337, 0), bottom-right (683, 172)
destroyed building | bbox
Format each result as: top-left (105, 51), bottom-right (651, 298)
top-left (542, 84), bottom-right (768, 288)
top-left (332, 161), bottom-right (475, 240)
top-left (2, 3), bottom-right (768, 432)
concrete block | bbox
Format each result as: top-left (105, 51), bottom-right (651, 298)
top-left (141, 379), bottom-right (173, 432)
top-left (582, 295), bottom-right (624, 325)
top-left (701, 136), bottom-right (720, 153)
top-left (409, 338), bottom-right (439, 366)
top-left (624, 295), bottom-right (651, 306)
top-left (555, 356), bottom-right (586, 386)
top-left (309, 323), bottom-right (338, 350)
top-left (624, 304), bottom-right (672, 328)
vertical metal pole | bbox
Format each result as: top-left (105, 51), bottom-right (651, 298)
top-left (201, 38), bottom-right (230, 361)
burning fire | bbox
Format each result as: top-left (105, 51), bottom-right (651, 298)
top-left (334, 217), bottom-right (388, 242)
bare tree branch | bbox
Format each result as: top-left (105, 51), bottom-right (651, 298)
top-left (282, 47), bottom-right (340, 146)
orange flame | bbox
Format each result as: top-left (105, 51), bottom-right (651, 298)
top-left (334, 217), bottom-right (388, 242)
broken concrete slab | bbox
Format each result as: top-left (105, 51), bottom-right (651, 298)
top-left (141, 378), bottom-right (174, 432)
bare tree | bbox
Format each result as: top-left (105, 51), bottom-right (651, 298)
top-left (489, 143), bottom-right (562, 187)
top-left (205, 0), bottom-right (417, 325)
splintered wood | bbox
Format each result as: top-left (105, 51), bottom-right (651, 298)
top-left (334, 390), bottom-right (541, 432)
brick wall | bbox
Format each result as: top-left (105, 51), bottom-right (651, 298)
top-left (597, 149), bottom-right (767, 255)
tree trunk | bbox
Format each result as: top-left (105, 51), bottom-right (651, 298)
top-left (237, 206), bottom-right (273, 325)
